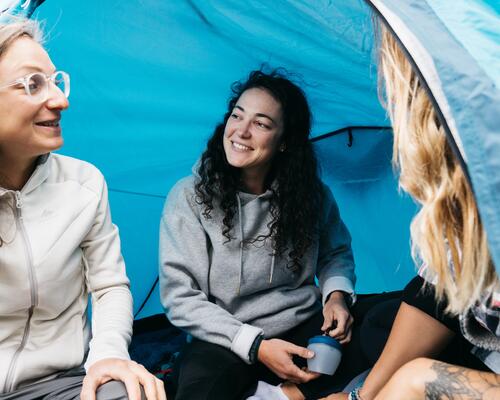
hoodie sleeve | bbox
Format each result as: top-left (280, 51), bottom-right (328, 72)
top-left (159, 178), bottom-right (263, 364)
top-left (81, 171), bottom-right (133, 370)
top-left (316, 185), bottom-right (357, 305)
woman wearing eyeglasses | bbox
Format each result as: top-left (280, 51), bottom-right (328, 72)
top-left (0, 19), bottom-right (166, 400)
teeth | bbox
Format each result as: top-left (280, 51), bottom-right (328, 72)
top-left (38, 121), bottom-right (59, 127)
top-left (233, 142), bottom-right (250, 151)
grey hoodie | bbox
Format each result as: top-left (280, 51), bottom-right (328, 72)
top-left (159, 176), bottom-right (355, 363)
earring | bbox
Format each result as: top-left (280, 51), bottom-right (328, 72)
top-left (279, 144), bottom-right (286, 152)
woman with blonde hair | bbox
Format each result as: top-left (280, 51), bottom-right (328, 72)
top-left (322, 24), bottom-right (499, 400)
top-left (0, 18), bottom-right (165, 400)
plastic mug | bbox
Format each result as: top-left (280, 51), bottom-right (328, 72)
top-left (306, 335), bottom-right (342, 375)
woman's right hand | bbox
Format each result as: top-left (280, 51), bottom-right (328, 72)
top-left (257, 339), bottom-right (320, 384)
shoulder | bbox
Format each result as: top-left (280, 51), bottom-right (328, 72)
top-left (49, 153), bottom-right (106, 197)
top-left (167, 175), bottom-right (197, 202)
top-left (319, 182), bottom-right (338, 210)
top-left (163, 175), bottom-right (200, 216)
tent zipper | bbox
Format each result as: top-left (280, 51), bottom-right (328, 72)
top-left (4, 191), bottom-right (38, 392)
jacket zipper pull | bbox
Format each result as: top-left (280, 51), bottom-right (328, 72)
top-left (15, 191), bottom-right (23, 209)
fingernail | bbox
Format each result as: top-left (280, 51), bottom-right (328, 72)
top-left (308, 351), bottom-right (314, 357)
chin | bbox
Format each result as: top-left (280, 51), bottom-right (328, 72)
top-left (46, 137), bottom-right (64, 152)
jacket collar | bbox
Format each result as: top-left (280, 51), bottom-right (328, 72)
top-left (0, 153), bottom-right (51, 197)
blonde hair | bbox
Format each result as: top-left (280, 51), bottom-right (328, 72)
top-left (379, 25), bottom-right (497, 314)
top-left (0, 17), bottom-right (43, 61)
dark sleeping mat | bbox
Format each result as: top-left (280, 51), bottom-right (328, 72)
top-left (130, 314), bottom-right (186, 380)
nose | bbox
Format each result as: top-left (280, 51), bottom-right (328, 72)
top-left (236, 120), bottom-right (251, 138)
top-left (45, 83), bottom-right (69, 111)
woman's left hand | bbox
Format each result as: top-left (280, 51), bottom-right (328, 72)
top-left (321, 291), bottom-right (353, 344)
top-left (81, 358), bottom-right (166, 400)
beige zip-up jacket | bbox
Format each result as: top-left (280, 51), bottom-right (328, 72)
top-left (0, 153), bottom-right (133, 393)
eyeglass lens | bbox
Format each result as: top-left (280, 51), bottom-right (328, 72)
top-left (27, 72), bottom-right (69, 100)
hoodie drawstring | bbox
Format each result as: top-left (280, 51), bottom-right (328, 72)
top-left (235, 193), bottom-right (276, 294)
top-left (269, 251), bottom-right (276, 284)
top-left (236, 194), bottom-right (244, 295)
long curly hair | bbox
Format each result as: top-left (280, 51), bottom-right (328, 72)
top-left (379, 26), bottom-right (497, 313)
top-left (195, 69), bottom-right (323, 272)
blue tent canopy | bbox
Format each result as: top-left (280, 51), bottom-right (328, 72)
top-left (2, 0), bottom-right (498, 318)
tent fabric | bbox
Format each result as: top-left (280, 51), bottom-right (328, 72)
top-left (369, 0), bottom-right (500, 276)
top-left (2, 0), bottom-right (498, 317)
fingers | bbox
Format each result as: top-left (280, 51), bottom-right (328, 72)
top-left (287, 343), bottom-right (314, 359)
top-left (83, 358), bottom-right (165, 400)
top-left (80, 375), bottom-right (98, 400)
top-left (321, 312), bottom-right (334, 332)
top-left (129, 362), bottom-right (166, 400)
top-left (328, 314), bottom-right (353, 343)
top-left (286, 364), bottom-right (320, 384)
top-left (156, 377), bottom-right (167, 400)
top-left (119, 371), bottom-right (143, 400)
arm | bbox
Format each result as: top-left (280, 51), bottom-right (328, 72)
top-left (316, 187), bottom-right (356, 341)
top-left (80, 173), bottom-right (164, 400)
top-left (159, 180), bottom-right (262, 363)
top-left (316, 186), bottom-right (356, 305)
top-left (358, 302), bottom-right (454, 400)
top-left (82, 174), bottom-right (133, 368)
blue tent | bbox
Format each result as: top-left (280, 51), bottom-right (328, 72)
top-left (3, 0), bottom-right (498, 319)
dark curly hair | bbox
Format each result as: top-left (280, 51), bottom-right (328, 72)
top-left (195, 69), bottom-right (323, 271)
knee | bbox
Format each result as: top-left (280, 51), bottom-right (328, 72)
top-left (393, 358), bottom-right (435, 396)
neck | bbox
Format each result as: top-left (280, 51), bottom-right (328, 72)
top-left (240, 167), bottom-right (270, 195)
top-left (0, 153), bottom-right (38, 191)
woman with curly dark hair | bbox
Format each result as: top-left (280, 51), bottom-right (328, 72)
top-left (159, 70), bottom-right (357, 400)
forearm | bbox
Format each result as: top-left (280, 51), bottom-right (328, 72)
top-left (375, 358), bottom-right (500, 400)
top-left (359, 302), bottom-right (454, 399)
top-left (85, 286), bottom-right (133, 369)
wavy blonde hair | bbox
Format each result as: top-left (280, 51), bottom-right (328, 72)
top-left (379, 26), bottom-right (497, 314)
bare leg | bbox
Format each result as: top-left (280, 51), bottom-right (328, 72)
top-left (357, 302), bottom-right (454, 400)
top-left (375, 357), bottom-right (500, 400)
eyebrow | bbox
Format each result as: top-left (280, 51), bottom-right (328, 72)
top-left (234, 105), bottom-right (276, 124)
top-left (17, 64), bottom-right (55, 74)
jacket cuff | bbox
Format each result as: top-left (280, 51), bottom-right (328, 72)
top-left (84, 336), bottom-right (131, 371)
top-left (322, 276), bottom-right (356, 306)
top-left (231, 324), bottom-right (264, 364)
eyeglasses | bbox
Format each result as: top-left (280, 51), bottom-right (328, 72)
top-left (0, 71), bottom-right (70, 103)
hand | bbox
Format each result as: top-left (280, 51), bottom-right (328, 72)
top-left (322, 291), bottom-right (353, 344)
top-left (81, 358), bottom-right (166, 400)
top-left (257, 339), bottom-right (320, 384)
top-left (319, 393), bottom-right (348, 400)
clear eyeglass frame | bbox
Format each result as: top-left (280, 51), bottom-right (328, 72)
top-left (0, 70), bottom-right (70, 103)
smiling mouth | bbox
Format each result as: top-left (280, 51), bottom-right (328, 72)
top-left (232, 141), bottom-right (252, 151)
top-left (35, 119), bottom-right (60, 127)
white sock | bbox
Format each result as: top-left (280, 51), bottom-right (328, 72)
top-left (246, 381), bottom-right (289, 400)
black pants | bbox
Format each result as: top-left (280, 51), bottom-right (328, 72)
top-left (171, 291), bottom-right (402, 400)
top-left (403, 276), bottom-right (491, 372)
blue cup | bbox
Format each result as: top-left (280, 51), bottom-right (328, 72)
top-left (307, 335), bottom-right (342, 375)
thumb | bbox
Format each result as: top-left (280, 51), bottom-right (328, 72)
top-left (321, 314), bottom-right (333, 332)
top-left (288, 343), bottom-right (314, 359)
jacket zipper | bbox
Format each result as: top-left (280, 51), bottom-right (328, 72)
top-left (4, 192), bottom-right (38, 392)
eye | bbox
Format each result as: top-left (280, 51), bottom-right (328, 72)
top-left (27, 74), bottom-right (45, 95)
top-left (230, 113), bottom-right (241, 120)
top-left (255, 121), bottom-right (270, 129)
